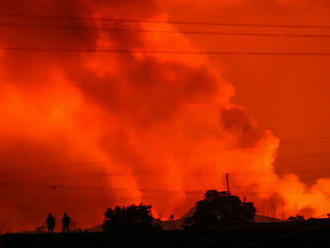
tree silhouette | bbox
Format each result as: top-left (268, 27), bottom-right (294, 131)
top-left (184, 190), bottom-right (256, 229)
top-left (103, 204), bottom-right (161, 232)
top-left (287, 215), bottom-right (305, 223)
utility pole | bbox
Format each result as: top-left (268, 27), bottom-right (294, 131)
top-left (225, 173), bottom-right (231, 195)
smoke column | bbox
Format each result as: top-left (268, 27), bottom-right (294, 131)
top-left (0, 0), bottom-right (329, 232)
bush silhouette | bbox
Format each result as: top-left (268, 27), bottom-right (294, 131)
top-left (103, 204), bottom-right (161, 232)
top-left (287, 215), bottom-right (305, 224)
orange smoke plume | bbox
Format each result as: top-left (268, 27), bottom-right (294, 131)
top-left (0, 0), bottom-right (329, 232)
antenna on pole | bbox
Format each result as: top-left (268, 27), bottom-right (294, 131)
top-left (225, 173), bottom-right (231, 195)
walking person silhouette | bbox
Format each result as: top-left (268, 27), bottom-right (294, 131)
top-left (46, 213), bottom-right (55, 233)
top-left (62, 213), bottom-right (71, 233)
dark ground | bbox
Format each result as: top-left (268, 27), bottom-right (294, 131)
top-left (1, 223), bottom-right (330, 248)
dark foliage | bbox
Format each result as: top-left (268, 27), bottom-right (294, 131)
top-left (184, 190), bottom-right (256, 229)
top-left (103, 204), bottom-right (161, 232)
top-left (286, 216), bottom-right (305, 224)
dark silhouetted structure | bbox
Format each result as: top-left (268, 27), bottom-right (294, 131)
top-left (103, 204), bottom-right (161, 232)
top-left (287, 215), bottom-right (305, 223)
top-left (46, 213), bottom-right (55, 233)
top-left (62, 213), bottom-right (71, 233)
top-left (184, 189), bottom-right (256, 229)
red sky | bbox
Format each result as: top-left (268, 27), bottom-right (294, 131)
top-left (0, 0), bottom-right (330, 232)
top-left (164, 0), bottom-right (330, 182)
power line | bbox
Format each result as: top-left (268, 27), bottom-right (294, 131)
top-left (277, 152), bottom-right (330, 159)
top-left (0, 182), bottom-right (206, 193)
top-left (1, 47), bottom-right (330, 56)
top-left (232, 175), bottom-right (328, 189)
top-left (281, 137), bottom-right (330, 145)
top-left (2, 148), bottom-right (330, 176)
top-left (0, 174), bottom-right (327, 191)
top-left (1, 179), bottom-right (327, 199)
top-left (1, 23), bottom-right (330, 39)
top-left (0, 169), bottom-right (328, 178)
top-left (1, 13), bottom-right (330, 30)
top-left (0, 165), bottom-right (322, 177)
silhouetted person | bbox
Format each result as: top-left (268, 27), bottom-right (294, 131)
top-left (170, 214), bottom-right (176, 230)
top-left (62, 213), bottom-right (71, 233)
top-left (46, 213), bottom-right (55, 233)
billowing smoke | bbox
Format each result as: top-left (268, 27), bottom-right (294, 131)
top-left (0, 0), bottom-right (330, 232)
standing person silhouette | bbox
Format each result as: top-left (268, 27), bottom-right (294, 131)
top-left (62, 213), bottom-right (71, 233)
top-left (46, 213), bottom-right (55, 233)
